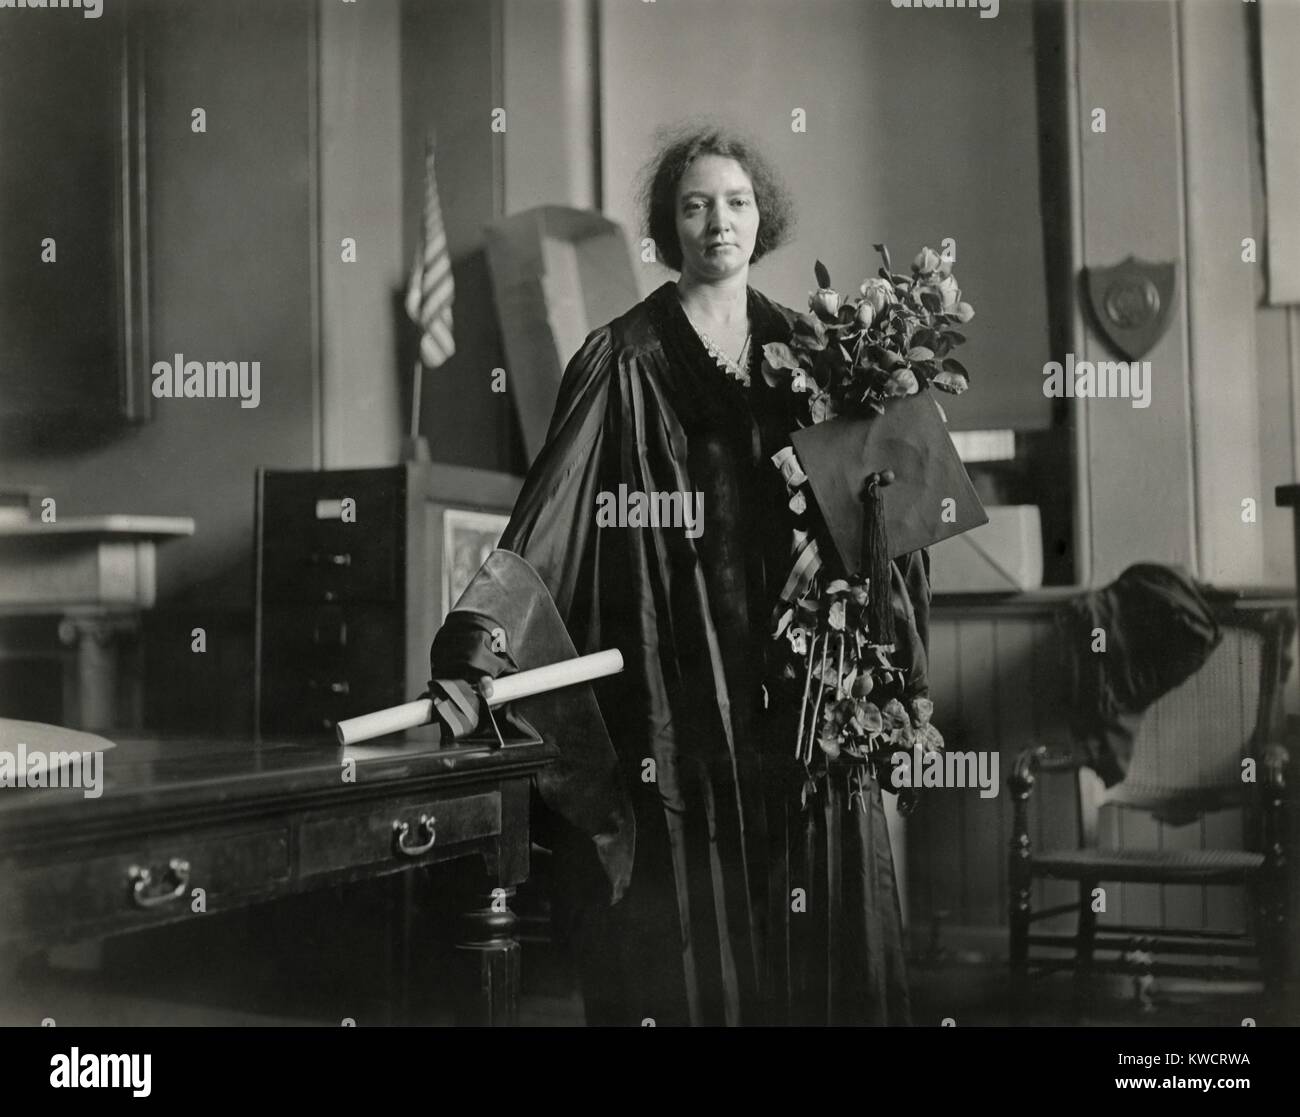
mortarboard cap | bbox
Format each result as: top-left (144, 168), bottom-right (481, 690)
top-left (790, 390), bottom-right (988, 575)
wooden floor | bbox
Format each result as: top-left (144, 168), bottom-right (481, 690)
top-left (4, 936), bottom-right (1290, 1027)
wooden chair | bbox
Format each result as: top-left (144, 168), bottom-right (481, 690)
top-left (1008, 598), bottom-right (1295, 1017)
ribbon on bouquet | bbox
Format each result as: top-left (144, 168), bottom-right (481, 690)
top-left (773, 529), bottom-right (822, 625)
top-left (771, 447), bottom-right (823, 625)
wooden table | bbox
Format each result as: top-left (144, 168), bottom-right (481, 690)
top-left (0, 731), bottom-right (556, 1025)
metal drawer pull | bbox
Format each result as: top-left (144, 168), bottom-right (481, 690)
top-left (307, 679), bottom-right (350, 695)
top-left (308, 551), bottom-right (352, 567)
top-left (127, 858), bottom-right (191, 909)
top-left (392, 814), bottom-right (437, 857)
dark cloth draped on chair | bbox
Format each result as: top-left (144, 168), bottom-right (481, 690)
top-left (1060, 563), bottom-right (1223, 787)
top-left (437, 279), bottom-right (924, 1025)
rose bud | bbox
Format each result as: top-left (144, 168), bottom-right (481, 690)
top-left (809, 287), bottom-right (841, 322)
top-left (954, 301), bottom-right (975, 323)
top-left (888, 368), bottom-right (919, 396)
top-left (860, 703), bottom-right (884, 734)
top-left (912, 247), bottom-right (941, 275)
top-left (935, 274), bottom-right (961, 312)
top-left (855, 300), bottom-right (875, 329)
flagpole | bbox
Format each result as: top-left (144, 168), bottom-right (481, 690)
top-left (402, 128), bottom-right (450, 464)
top-left (410, 358), bottom-right (423, 441)
top-left (401, 358), bottom-right (430, 462)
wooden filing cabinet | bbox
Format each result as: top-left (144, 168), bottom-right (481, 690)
top-left (254, 463), bottom-right (521, 738)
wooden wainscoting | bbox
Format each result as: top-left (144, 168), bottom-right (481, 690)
top-left (909, 593), bottom-right (1289, 964)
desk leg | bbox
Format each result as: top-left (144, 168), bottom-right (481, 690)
top-left (455, 886), bottom-right (520, 1026)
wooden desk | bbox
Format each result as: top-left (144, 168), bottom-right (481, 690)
top-left (0, 732), bottom-right (556, 1025)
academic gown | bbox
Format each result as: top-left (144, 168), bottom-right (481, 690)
top-left (441, 279), bottom-right (929, 1026)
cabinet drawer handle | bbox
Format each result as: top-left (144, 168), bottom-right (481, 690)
top-left (128, 858), bottom-right (191, 909)
top-left (307, 679), bottom-right (350, 695)
top-left (308, 551), bottom-right (352, 567)
top-left (392, 814), bottom-right (437, 858)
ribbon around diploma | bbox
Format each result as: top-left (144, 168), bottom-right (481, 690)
top-left (428, 676), bottom-right (481, 738)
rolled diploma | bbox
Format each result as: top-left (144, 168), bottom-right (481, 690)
top-left (335, 649), bottom-right (624, 746)
top-left (478, 648), bottom-right (624, 707)
top-left (336, 699), bottom-right (432, 746)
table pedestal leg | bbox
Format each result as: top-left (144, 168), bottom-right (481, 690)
top-left (454, 887), bottom-right (520, 1026)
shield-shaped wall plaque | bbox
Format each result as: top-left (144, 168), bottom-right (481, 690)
top-left (1084, 256), bottom-right (1177, 360)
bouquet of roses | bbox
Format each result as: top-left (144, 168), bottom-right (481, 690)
top-left (761, 243), bottom-right (974, 423)
top-left (762, 245), bottom-right (975, 811)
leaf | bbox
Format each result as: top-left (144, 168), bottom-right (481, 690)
top-left (762, 341), bottom-right (802, 372)
top-left (905, 346), bottom-right (935, 362)
top-left (919, 291), bottom-right (942, 314)
top-left (792, 311), bottom-right (829, 351)
top-left (814, 259), bottom-right (832, 290)
top-left (941, 357), bottom-right (969, 377)
top-left (872, 242), bottom-right (893, 273)
top-left (932, 369), bottom-right (969, 394)
top-left (943, 330), bottom-right (967, 346)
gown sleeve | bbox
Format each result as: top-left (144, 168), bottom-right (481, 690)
top-left (426, 326), bottom-right (637, 905)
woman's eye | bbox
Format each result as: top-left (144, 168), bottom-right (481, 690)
top-left (732, 198), bottom-right (751, 207)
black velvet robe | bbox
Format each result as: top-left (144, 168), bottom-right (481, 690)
top-left (470, 279), bottom-right (928, 1025)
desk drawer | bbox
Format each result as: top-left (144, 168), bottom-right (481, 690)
top-left (0, 827), bottom-right (290, 942)
top-left (298, 791), bottom-right (501, 878)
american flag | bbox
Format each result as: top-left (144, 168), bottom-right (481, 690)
top-left (405, 135), bottom-right (456, 368)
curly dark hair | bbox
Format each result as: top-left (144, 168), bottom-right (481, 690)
top-left (635, 121), bottom-right (796, 273)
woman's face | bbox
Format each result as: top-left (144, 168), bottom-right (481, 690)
top-left (673, 154), bottom-right (760, 282)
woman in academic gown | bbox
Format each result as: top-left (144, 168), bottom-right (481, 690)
top-left (437, 125), bottom-right (931, 1026)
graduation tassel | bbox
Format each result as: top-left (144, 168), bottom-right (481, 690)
top-left (862, 469), bottom-right (896, 646)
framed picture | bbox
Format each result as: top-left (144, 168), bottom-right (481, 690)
top-left (408, 464), bottom-right (523, 705)
top-left (441, 507), bottom-right (512, 617)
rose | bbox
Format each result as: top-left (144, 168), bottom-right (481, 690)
top-left (882, 698), bottom-right (910, 729)
top-left (912, 247), bottom-right (942, 276)
top-left (915, 723), bottom-right (945, 753)
top-left (954, 301), bottom-right (975, 324)
top-left (809, 287), bottom-right (841, 322)
top-left (858, 276), bottom-right (898, 318)
top-left (934, 274), bottom-right (961, 312)
top-left (885, 368), bottom-right (919, 397)
top-left (859, 703), bottom-right (884, 734)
